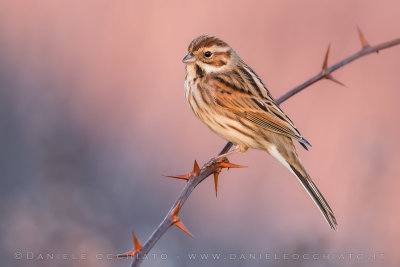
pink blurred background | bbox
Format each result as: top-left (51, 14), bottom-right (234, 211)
top-left (1, 0), bottom-right (399, 266)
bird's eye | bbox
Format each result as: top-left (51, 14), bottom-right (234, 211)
top-left (204, 51), bottom-right (212, 58)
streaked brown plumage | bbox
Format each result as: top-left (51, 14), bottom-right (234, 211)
top-left (182, 35), bottom-right (337, 229)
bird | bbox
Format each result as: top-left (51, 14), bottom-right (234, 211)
top-left (182, 35), bottom-right (337, 229)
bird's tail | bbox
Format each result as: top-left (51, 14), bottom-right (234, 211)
top-left (269, 146), bottom-right (337, 230)
top-left (289, 162), bottom-right (338, 230)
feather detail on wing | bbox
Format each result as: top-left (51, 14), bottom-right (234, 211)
top-left (211, 78), bottom-right (311, 149)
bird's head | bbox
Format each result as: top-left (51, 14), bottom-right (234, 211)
top-left (183, 35), bottom-right (236, 73)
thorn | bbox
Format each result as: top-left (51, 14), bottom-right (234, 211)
top-left (173, 221), bottom-right (194, 238)
top-left (357, 26), bottom-right (370, 49)
top-left (193, 160), bottom-right (200, 175)
top-left (117, 232), bottom-right (142, 258)
top-left (164, 160), bottom-right (201, 181)
top-left (164, 174), bottom-right (190, 180)
top-left (212, 161), bottom-right (246, 197)
top-left (326, 74), bottom-right (346, 87)
top-left (218, 162), bottom-right (247, 169)
top-left (213, 171), bottom-right (219, 197)
top-left (171, 200), bottom-right (193, 237)
top-left (322, 43), bottom-right (331, 74)
top-left (320, 44), bottom-right (345, 87)
top-left (171, 199), bottom-right (183, 219)
top-left (132, 232), bottom-right (141, 250)
top-left (211, 161), bottom-right (245, 197)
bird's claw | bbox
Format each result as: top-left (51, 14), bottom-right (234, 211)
top-left (204, 156), bottom-right (229, 168)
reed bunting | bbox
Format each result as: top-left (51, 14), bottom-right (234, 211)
top-left (182, 35), bottom-right (337, 229)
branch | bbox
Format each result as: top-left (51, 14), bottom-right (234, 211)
top-left (277, 30), bottom-right (400, 103)
top-left (120, 29), bottom-right (400, 267)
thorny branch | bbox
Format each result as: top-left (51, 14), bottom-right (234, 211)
top-left (277, 29), bottom-right (400, 103)
top-left (119, 29), bottom-right (400, 267)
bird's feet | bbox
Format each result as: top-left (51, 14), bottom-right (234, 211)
top-left (204, 155), bottom-right (229, 168)
top-left (204, 144), bottom-right (247, 167)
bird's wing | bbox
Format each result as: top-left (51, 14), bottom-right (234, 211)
top-left (210, 78), bottom-right (311, 148)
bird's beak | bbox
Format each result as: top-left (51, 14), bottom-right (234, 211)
top-left (182, 52), bottom-right (196, 63)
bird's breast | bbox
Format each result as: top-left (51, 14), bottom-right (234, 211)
top-left (184, 65), bottom-right (197, 101)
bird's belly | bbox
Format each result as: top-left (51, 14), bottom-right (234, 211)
top-left (200, 112), bottom-right (261, 149)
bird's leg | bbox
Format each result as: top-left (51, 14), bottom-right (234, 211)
top-left (206, 144), bottom-right (247, 166)
top-left (214, 145), bottom-right (241, 161)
